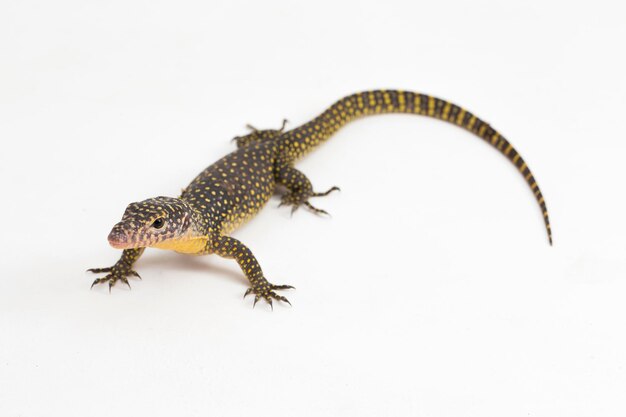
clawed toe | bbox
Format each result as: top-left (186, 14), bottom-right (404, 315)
top-left (87, 267), bottom-right (112, 273)
top-left (279, 196), bottom-right (330, 216)
top-left (120, 277), bottom-right (132, 289)
top-left (312, 186), bottom-right (340, 197)
top-left (88, 264), bottom-right (141, 292)
top-left (269, 291), bottom-right (292, 306)
top-left (279, 184), bottom-right (339, 217)
top-left (304, 201), bottom-right (330, 216)
top-left (244, 281), bottom-right (294, 309)
top-left (271, 284), bottom-right (295, 290)
top-left (90, 276), bottom-right (109, 289)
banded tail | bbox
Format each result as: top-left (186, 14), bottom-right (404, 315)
top-left (278, 90), bottom-right (552, 244)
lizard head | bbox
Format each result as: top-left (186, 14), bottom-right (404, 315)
top-left (107, 196), bottom-right (197, 250)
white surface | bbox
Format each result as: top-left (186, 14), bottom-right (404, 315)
top-left (0, 0), bottom-right (624, 416)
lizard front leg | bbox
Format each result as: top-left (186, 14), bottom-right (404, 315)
top-left (210, 235), bottom-right (293, 308)
top-left (88, 248), bottom-right (145, 291)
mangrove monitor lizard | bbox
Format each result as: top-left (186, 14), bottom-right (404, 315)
top-left (89, 90), bottom-right (552, 308)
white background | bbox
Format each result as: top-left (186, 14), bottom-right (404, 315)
top-left (1, 0), bottom-right (624, 416)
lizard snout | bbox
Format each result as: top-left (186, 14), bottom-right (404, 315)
top-left (108, 227), bottom-right (129, 249)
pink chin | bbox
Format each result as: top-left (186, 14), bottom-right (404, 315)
top-left (108, 239), bottom-right (131, 249)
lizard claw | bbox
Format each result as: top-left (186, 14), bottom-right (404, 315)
top-left (270, 291), bottom-right (291, 306)
top-left (279, 185), bottom-right (338, 217)
top-left (312, 186), bottom-right (341, 197)
top-left (271, 284), bottom-right (295, 290)
top-left (88, 263), bottom-right (141, 292)
top-left (245, 280), bottom-right (294, 309)
top-left (121, 276), bottom-right (132, 289)
top-left (304, 202), bottom-right (330, 216)
top-left (87, 267), bottom-right (112, 274)
top-left (91, 277), bottom-right (108, 289)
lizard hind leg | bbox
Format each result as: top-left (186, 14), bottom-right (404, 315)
top-left (276, 166), bottom-right (340, 216)
top-left (231, 119), bottom-right (288, 149)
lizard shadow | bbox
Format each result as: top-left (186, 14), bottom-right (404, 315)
top-left (137, 253), bottom-right (248, 286)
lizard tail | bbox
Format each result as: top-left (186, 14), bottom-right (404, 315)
top-left (278, 90), bottom-right (552, 245)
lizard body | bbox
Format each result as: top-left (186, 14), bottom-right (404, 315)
top-left (90, 90), bottom-right (552, 307)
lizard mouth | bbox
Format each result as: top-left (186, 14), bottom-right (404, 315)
top-left (108, 229), bottom-right (130, 249)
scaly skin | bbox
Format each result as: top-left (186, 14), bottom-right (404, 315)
top-left (89, 90), bottom-right (552, 307)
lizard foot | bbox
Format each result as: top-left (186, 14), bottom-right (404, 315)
top-left (232, 119), bottom-right (288, 148)
top-left (88, 263), bottom-right (141, 292)
top-left (243, 278), bottom-right (294, 310)
top-left (278, 185), bottom-right (340, 216)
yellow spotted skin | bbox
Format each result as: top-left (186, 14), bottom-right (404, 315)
top-left (90, 90), bottom-right (552, 307)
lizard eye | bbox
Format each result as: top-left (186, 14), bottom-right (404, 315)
top-left (151, 218), bottom-right (165, 229)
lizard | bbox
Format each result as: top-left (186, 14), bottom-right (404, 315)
top-left (89, 90), bottom-right (552, 308)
